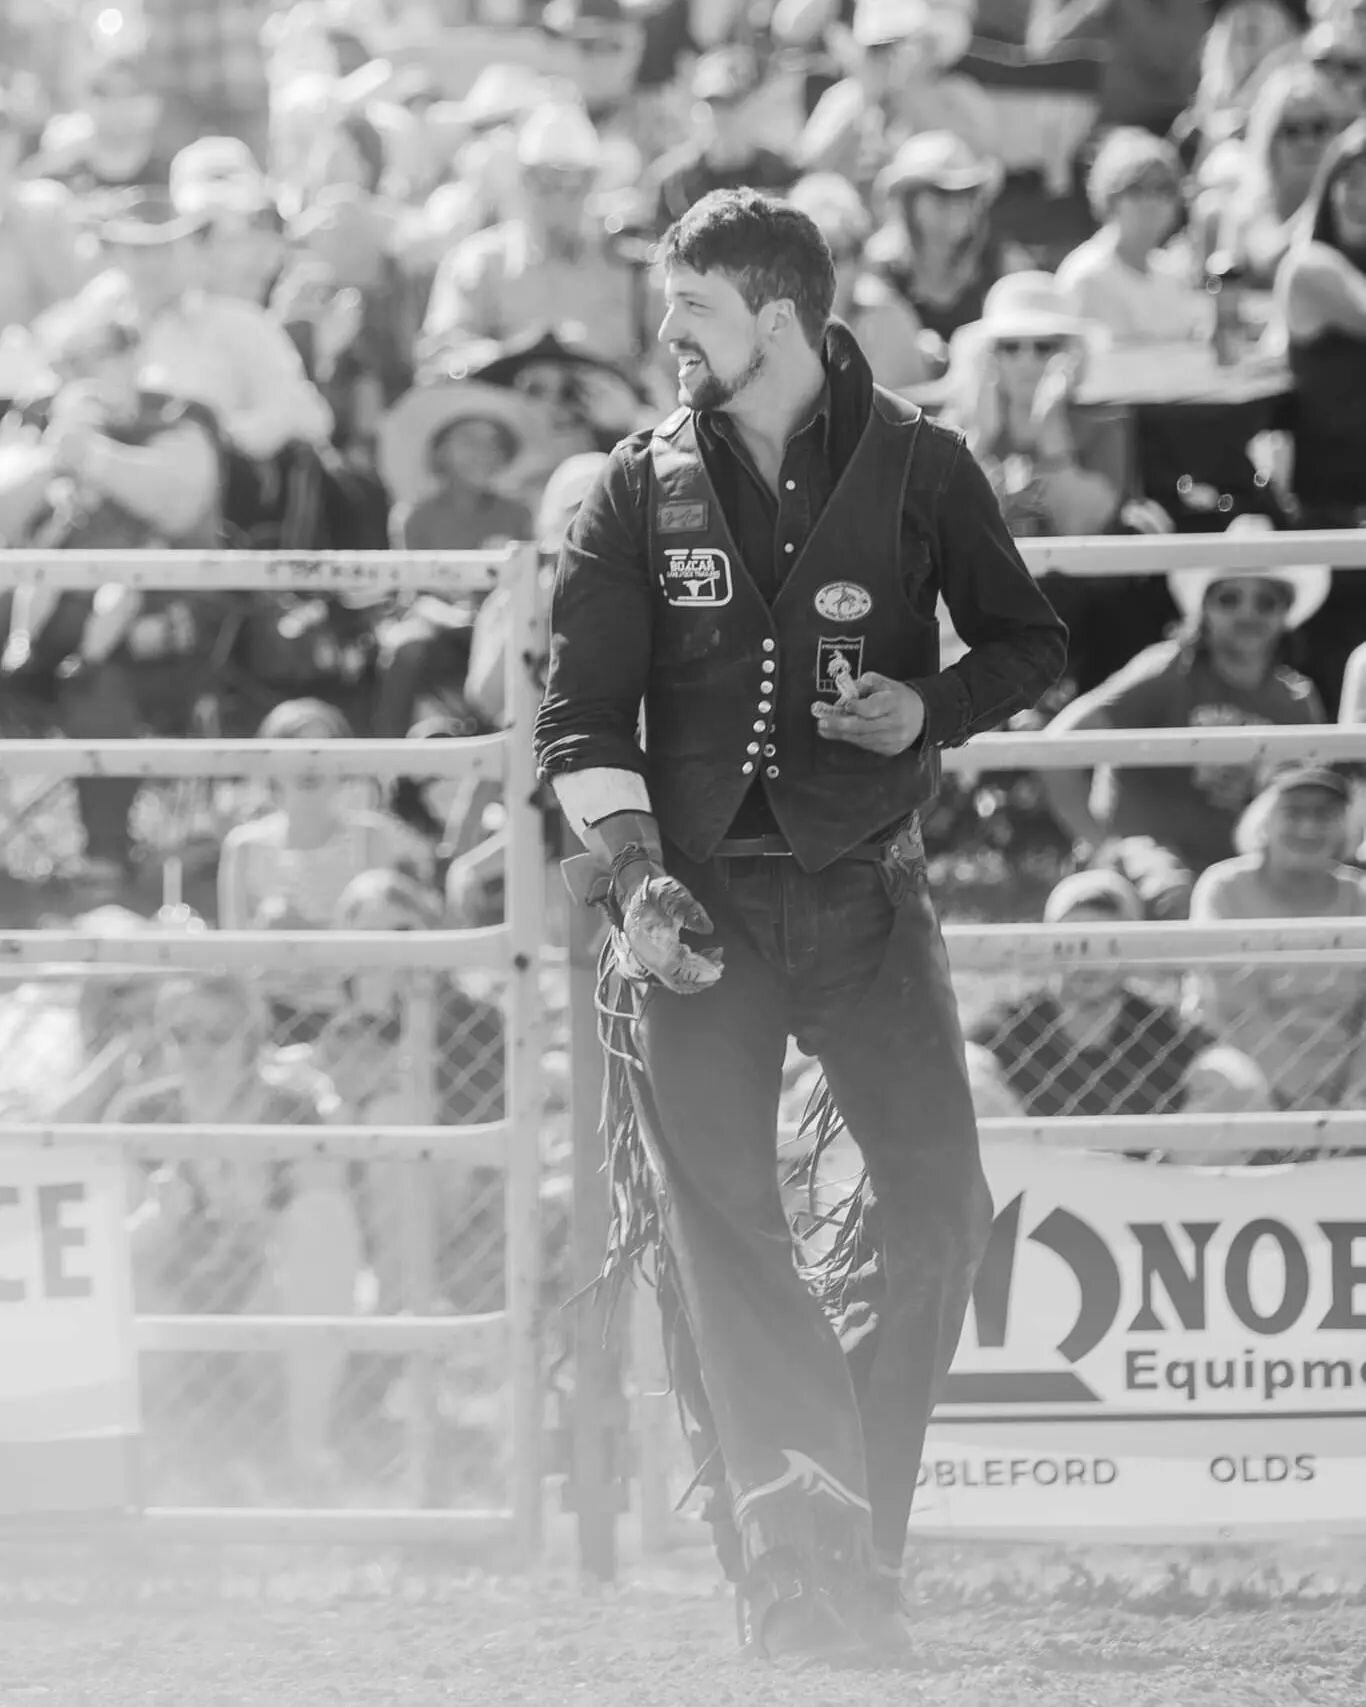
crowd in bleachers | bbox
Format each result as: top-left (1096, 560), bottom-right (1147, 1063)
top-left (0, 0), bottom-right (1363, 1492)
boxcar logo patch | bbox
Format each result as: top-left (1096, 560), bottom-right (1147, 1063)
top-left (657, 501), bottom-right (708, 533)
top-left (816, 635), bottom-right (865, 696)
top-left (813, 581), bottom-right (873, 622)
top-left (661, 547), bottom-right (733, 606)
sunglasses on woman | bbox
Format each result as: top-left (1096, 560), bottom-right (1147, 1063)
top-left (1278, 118), bottom-right (1334, 143)
top-left (995, 338), bottom-right (1061, 359)
top-left (1206, 584), bottom-right (1291, 616)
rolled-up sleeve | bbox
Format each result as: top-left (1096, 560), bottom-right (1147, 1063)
top-left (534, 439), bottom-right (654, 779)
top-left (909, 434), bottom-right (1069, 748)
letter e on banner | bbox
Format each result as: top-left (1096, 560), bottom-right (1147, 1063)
top-left (0, 1148), bottom-right (139, 1515)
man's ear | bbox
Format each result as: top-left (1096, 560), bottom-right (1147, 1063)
top-left (757, 298), bottom-right (799, 341)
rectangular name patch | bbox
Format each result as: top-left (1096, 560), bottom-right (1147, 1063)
top-left (816, 635), bottom-right (865, 696)
top-left (656, 501), bottom-right (708, 533)
top-left (661, 547), bottom-right (733, 607)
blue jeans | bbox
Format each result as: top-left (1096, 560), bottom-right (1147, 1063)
top-left (629, 834), bottom-right (992, 1577)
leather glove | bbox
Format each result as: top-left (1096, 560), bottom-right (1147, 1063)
top-left (614, 865), bottom-right (724, 995)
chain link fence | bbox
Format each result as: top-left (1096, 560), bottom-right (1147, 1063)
top-left (0, 956), bottom-right (571, 1513)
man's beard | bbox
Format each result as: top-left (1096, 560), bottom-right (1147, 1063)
top-left (680, 340), bottom-right (765, 411)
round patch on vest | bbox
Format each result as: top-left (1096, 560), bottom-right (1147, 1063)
top-left (813, 582), bottom-right (873, 622)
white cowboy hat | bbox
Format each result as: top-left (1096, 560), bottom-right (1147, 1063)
top-left (1167, 515), bottom-right (1332, 632)
top-left (378, 379), bottom-right (547, 509)
top-left (966, 271), bottom-right (1098, 344)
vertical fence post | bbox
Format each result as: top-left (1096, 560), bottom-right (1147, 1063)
top-left (400, 971), bottom-right (441, 1505)
top-left (502, 543), bottom-right (546, 1560)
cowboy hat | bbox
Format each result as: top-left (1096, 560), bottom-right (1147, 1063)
top-left (1167, 515), bottom-right (1332, 631)
top-left (378, 380), bottom-right (546, 509)
top-left (965, 272), bottom-right (1097, 344)
top-left (455, 325), bottom-right (649, 400)
top-left (169, 136), bottom-right (273, 219)
top-left (875, 130), bottom-right (1003, 203)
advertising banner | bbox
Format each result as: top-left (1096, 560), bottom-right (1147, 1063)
top-left (911, 1142), bottom-right (1366, 1538)
top-left (0, 1147), bottom-right (140, 1516)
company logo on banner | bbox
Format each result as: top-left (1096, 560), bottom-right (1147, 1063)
top-left (908, 1142), bottom-right (1366, 1537)
top-left (0, 1147), bottom-right (140, 1515)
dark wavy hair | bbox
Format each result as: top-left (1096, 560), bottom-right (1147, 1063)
top-left (1303, 116), bottom-right (1366, 254)
top-left (659, 188), bottom-right (836, 349)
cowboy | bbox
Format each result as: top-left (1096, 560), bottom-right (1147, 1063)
top-left (534, 189), bottom-right (1066, 1666)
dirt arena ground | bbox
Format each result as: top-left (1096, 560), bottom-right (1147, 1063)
top-left (4, 1539), bottom-right (1366, 1707)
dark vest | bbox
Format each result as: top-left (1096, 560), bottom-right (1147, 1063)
top-left (644, 389), bottom-right (943, 871)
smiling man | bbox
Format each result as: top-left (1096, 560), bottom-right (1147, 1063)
top-left (534, 188), bottom-right (1066, 1667)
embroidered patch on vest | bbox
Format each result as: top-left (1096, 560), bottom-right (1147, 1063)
top-left (813, 581), bottom-right (873, 622)
top-left (656, 501), bottom-right (708, 533)
top-left (661, 547), bottom-right (733, 606)
top-left (816, 635), bottom-right (865, 696)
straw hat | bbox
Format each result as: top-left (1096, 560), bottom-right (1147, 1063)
top-left (876, 130), bottom-right (1003, 203)
top-left (1043, 870), bottom-right (1144, 924)
top-left (1167, 516), bottom-right (1332, 632)
top-left (170, 136), bottom-right (273, 219)
top-left (378, 381), bottom-right (546, 509)
top-left (516, 103), bottom-right (601, 172)
top-left (536, 451), bottom-right (608, 552)
top-left (967, 272), bottom-right (1096, 344)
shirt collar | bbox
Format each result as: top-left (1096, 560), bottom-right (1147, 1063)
top-left (707, 374), bottom-right (832, 456)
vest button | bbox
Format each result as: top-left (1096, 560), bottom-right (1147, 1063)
top-left (747, 742), bottom-right (760, 754)
top-left (763, 744), bottom-right (776, 757)
top-left (762, 660), bottom-right (775, 674)
top-left (753, 720), bottom-right (766, 731)
top-left (762, 639), bottom-right (776, 653)
top-left (741, 761), bottom-right (755, 775)
top-left (758, 700), bottom-right (772, 713)
top-left (765, 765), bottom-right (780, 778)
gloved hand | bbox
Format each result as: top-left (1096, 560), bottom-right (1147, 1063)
top-left (614, 864), bottom-right (724, 995)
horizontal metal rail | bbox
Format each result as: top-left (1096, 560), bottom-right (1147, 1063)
top-left (943, 917), bottom-right (1366, 969)
top-left (0, 920), bottom-right (1359, 979)
top-left (0, 1122), bottom-right (509, 1166)
top-left (0, 735), bottom-right (508, 780)
top-left (0, 547), bottom-right (511, 594)
top-left (1018, 531), bottom-right (1366, 577)
top-left (0, 724), bottom-right (1358, 779)
top-left (137, 1311), bottom-right (505, 1353)
top-left (0, 927), bottom-right (509, 972)
top-left (782, 1111), bottom-right (1366, 1156)
top-left (944, 724), bottom-right (1366, 770)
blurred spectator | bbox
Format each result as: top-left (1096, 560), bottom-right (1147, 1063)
top-left (1303, 8), bottom-right (1366, 116)
top-left (0, 280), bottom-right (225, 891)
top-left (170, 135), bottom-right (287, 306)
top-left (217, 698), bottom-right (429, 1041)
top-left (422, 102), bottom-right (652, 372)
top-left (647, 47), bottom-right (795, 231)
top-left (317, 867), bottom-right (506, 1312)
top-left (1198, 61), bottom-right (1348, 286)
top-left (1278, 116), bottom-right (1366, 703)
top-left (1056, 129), bottom-right (1211, 344)
top-left (966, 869), bottom-right (1268, 1123)
top-left (0, 94), bottom-right (94, 333)
top-left (1279, 117), bottom-right (1366, 525)
top-left (116, 969), bottom-right (359, 1489)
top-left (33, 50), bottom-right (173, 196)
top-left (1026, 0), bottom-right (1209, 138)
top-left (1040, 522), bottom-right (1329, 886)
top-left (98, 193), bottom-right (333, 462)
top-left (866, 131), bottom-right (1017, 357)
top-left (1175, 0), bottom-right (1304, 164)
top-left (1188, 765), bottom-right (1366, 1110)
top-left (379, 380), bottom-right (535, 552)
top-left (941, 272), bottom-right (1126, 536)
top-left (372, 379), bottom-right (537, 741)
top-left (786, 171), bottom-right (937, 388)
top-left (797, 0), bottom-right (995, 189)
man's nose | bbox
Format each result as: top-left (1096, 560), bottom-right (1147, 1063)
top-left (657, 303), bottom-right (680, 345)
